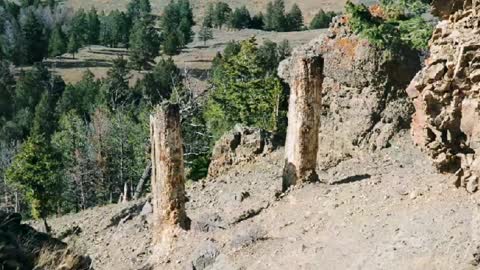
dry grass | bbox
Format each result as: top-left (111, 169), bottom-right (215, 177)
top-left (43, 28), bottom-right (326, 85)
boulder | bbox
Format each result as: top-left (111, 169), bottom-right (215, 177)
top-left (208, 125), bottom-right (273, 178)
top-left (408, 2), bottom-right (480, 192)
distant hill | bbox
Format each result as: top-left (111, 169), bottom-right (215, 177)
top-left (64, 0), bottom-right (361, 24)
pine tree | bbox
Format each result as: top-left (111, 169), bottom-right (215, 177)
top-left (67, 32), bottom-right (81, 59)
top-left (203, 2), bottom-right (215, 28)
top-left (0, 61), bottom-right (15, 120)
top-left (101, 58), bottom-right (131, 111)
top-left (32, 76), bottom-right (65, 138)
top-left (21, 11), bottom-right (46, 63)
top-left (264, 0), bottom-right (287, 31)
top-left (48, 25), bottom-right (66, 57)
top-left (127, 0), bottom-right (151, 22)
top-left (287, 4), bottom-right (303, 31)
top-left (213, 2), bottom-right (231, 29)
top-left (198, 26), bottom-right (213, 46)
top-left (204, 37), bottom-right (286, 139)
top-left (229, 6), bottom-right (251, 29)
top-left (87, 8), bottom-right (101, 45)
top-left (163, 32), bottom-right (181, 56)
top-left (6, 134), bottom-right (63, 232)
top-left (128, 18), bottom-right (160, 70)
top-left (310, 9), bottom-right (335, 29)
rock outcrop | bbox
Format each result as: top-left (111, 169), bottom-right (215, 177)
top-left (208, 125), bottom-right (273, 178)
top-left (150, 105), bottom-right (189, 244)
top-left (0, 211), bottom-right (91, 270)
top-left (408, 1), bottom-right (480, 192)
top-left (279, 15), bottom-right (420, 169)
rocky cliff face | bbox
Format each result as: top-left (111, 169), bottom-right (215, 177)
top-left (408, 0), bottom-right (480, 192)
top-left (279, 15), bottom-right (420, 169)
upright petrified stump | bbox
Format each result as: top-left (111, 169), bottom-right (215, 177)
top-left (280, 55), bottom-right (324, 191)
top-left (150, 104), bottom-right (189, 244)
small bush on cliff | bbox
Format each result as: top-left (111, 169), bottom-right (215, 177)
top-left (345, 0), bottom-right (433, 51)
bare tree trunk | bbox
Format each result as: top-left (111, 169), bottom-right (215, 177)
top-left (133, 161), bottom-right (152, 200)
top-left (122, 182), bottom-right (129, 203)
top-left (281, 55), bottom-right (324, 191)
top-left (42, 217), bottom-right (51, 234)
top-left (150, 105), bottom-right (189, 244)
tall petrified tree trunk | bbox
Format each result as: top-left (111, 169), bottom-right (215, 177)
top-left (281, 56), bottom-right (324, 191)
top-left (150, 104), bottom-right (189, 244)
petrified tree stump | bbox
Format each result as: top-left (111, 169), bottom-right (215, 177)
top-left (150, 104), bottom-right (189, 244)
top-left (280, 55), bottom-right (324, 191)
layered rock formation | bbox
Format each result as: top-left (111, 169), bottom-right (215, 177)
top-left (208, 125), bottom-right (273, 178)
top-left (0, 211), bottom-right (91, 270)
top-left (279, 15), bottom-right (420, 170)
top-left (408, 0), bottom-right (480, 192)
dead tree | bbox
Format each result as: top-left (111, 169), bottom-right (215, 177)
top-left (150, 104), bottom-right (189, 244)
top-left (133, 161), bottom-right (152, 200)
top-left (281, 56), bottom-right (324, 191)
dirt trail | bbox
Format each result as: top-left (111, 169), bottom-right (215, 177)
top-left (33, 131), bottom-right (480, 270)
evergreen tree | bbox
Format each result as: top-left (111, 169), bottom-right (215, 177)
top-left (52, 111), bottom-right (98, 212)
top-left (70, 9), bottom-right (88, 45)
top-left (229, 6), bottom-right (251, 29)
top-left (101, 58), bottom-right (131, 111)
top-left (286, 4), bottom-right (303, 31)
top-left (250, 12), bottom-right (264, 29)
top-left (67, 32), bottom-right (81, 59)
top-left (86, 8), bottom-right (101, 45)
top-left (163, 32), bottom-right (181, 56)
top-left (21, 11), bottom-right (46, 63)
top-left (127, 0), bottom-right (151, 22)
top-left (128, 18), bottom-right (160, 70)
top-left (56, 70), bottom-right (100, 118)
top-left (160, 0), bottom-right (194, 53)
top-left (6, 134), bottom-right (63, 232)
top-left (31, 76), bottom-right (65, 139)
top-left (213, 2), bottom-right (231, 29)
top-left (198, 26), bottom-right (213, 46)
top-left (177, 17), bottom-right (194, 46)
top-left (203, 2), bottom-right (215, 27)
top-left (264, 0), bottom-right (287, 31)
top-left (204, 37), bottom-right (286, 139)
top-left (0, 61), bottom-right (15, 121)
top-left (310, 9), bottom-right (336, 29)
top-left (137, 57), bottom-right (181, 106)
top-left (48, 25), bottom-right (66, 57)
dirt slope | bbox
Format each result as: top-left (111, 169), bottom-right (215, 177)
top-left (32, 131), bottom-right (480, 270)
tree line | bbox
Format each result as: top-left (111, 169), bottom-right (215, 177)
top-left (0, 0), bottom-right (194, 66)
top-left (201, 0), bottom-right (337, 32)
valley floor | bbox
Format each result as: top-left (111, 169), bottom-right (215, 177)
top-left (33, 132), bottom-right (480, 270)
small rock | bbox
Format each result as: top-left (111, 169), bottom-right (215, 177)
top-left (191, 241), bottom-right (220, 270)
